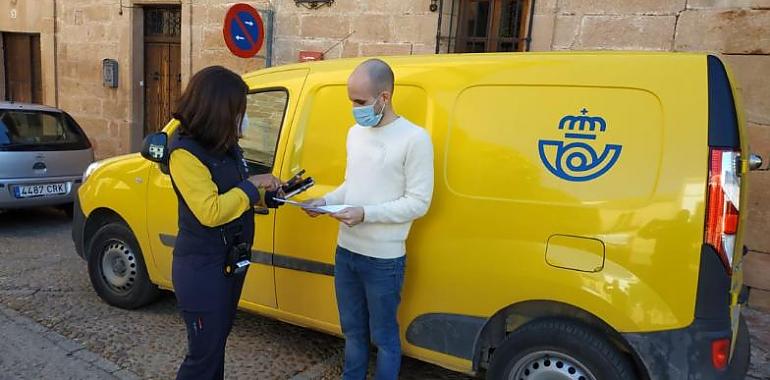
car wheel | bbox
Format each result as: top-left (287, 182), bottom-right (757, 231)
top-left (87, 222), bottom-right (160, 309)
top-left (487, 319), bottom-right (636, 380)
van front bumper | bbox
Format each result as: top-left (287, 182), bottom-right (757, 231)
top-left (623, 314), bottom-right (750, 380)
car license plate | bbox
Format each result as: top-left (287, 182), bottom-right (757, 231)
top-left (13, 183), bottom-right (68, 198)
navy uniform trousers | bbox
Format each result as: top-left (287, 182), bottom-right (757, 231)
top-left (169, 134), bottom-right (256, 380)
top-left (173, 257), bottom-right (246, 380)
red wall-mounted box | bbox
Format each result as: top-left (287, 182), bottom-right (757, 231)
top-left (299, 51), bottom-right (324, 62)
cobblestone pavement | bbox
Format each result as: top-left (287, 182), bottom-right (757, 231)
top-left (746, 307), bottom-right (770, 379)
top-left (0, 302), bottom-right (140, 380)
top-left (0, 208), bottom-right (468, 380)
top-left (0, 208), bottom-right (768, 379)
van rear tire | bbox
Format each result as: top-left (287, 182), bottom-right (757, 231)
top-left (486, 319), bottom-right (636, 380)
top-left (87, 223), bottom-right (160, 309)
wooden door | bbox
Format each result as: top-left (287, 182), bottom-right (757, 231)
top-left (144, 43), bottom-right (181, 135)
top-left (143, 7), bottom-right (181, 136)
top-left (3, 33), bottom-right (42, 103)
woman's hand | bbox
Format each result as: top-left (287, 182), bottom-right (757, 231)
top-left (248, 174), bottom-right (283, 192)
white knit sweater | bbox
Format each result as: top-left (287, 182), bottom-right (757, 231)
top-left (324, 117), bottom-right (435, 259)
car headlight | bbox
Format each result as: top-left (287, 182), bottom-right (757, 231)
top-left (83, 161), bottom-right (102, 183)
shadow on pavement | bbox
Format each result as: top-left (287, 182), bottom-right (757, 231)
top-left (0, 207), bottom-right (71, 234)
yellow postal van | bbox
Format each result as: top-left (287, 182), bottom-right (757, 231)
top-left (73, 53), bottom-right (754, 379)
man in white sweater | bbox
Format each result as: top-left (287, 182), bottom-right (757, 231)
top-left (304, 59), bottom-right (434, 380)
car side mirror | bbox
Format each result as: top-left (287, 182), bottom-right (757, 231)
top-left (141, 132), bottom-right (170, 174)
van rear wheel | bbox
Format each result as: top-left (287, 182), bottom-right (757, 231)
top-left (486, 319), bottom-right (636, 380)
top-left (87, 222), bottom-right (160, 309)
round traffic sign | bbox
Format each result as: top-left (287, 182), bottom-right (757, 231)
top-left (223, 3), bottom-right (265, 58)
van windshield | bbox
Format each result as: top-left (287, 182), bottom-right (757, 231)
top-left (0, 110), bottom-right (90, 151)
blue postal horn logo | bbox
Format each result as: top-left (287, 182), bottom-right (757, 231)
top-left (538, 108), bottom-right (622, 182)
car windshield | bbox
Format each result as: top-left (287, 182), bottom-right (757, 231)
top-left (0, 110), bottom-right (89, 151)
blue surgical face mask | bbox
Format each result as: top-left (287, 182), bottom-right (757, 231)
top-left (352, 96), bottom-right (385, 127)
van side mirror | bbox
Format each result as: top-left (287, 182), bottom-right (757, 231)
top-left (141, 132), bottom-right (170, 174)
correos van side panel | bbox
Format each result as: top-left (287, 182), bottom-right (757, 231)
top-left (395, 54), bottom-right (710, 366)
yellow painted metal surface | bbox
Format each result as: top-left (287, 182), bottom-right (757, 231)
top-left (77, 53), bottom-right (748, 375)
top-left (546, 235), bottom-right (606, 273)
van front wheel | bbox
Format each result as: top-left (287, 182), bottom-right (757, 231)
top-left (87, 223), bottom-right (160, 309)
top-left (486, 319), bottom-right (636, 380)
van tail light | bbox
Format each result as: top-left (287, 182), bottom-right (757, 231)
top-left (705, 149), bottom-right (741, 275)
top-left (711, 338), bottom-right (730, 370)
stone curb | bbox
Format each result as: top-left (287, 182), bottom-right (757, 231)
top-left (0, 303), bottom-right (140, 379)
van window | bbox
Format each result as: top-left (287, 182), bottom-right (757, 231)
top-left (0, 110), bottom-right (89, 151)
top-left (240, 90), bottom-right (288, 173)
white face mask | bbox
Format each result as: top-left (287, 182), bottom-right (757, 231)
top-left (239, 113), bottom-right (249, 136)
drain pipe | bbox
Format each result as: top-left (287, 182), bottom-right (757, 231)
top-left (434, 0), bottom-right (444, 54)
top-left (525, 0), bottom-right (536, 51)
top-left (264, 8), bottom-right (273, 68)
top-left (53, 0), bottom-right (59, 107)
top-left (446, 0), bottom-right (455, 53)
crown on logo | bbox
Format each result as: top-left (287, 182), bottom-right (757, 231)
top-left (558, 108), bottom-right (607, 140)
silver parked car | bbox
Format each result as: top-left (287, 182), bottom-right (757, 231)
top-left (0, 102), bottom-right (94, 216)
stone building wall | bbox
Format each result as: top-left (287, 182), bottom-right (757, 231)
top-left (0, 0), bottom-right (56, 107)
top-left (54, 0), bottom-right (137, 158)
top-left (271, 0), bottom-right (439, 65)
top-left (1, 0), bottom-right (271, 158)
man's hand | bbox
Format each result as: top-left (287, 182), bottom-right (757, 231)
top-left (332, 207), bottom-right (365, 227)
top-left (302, 198), bottom-right (326, 218)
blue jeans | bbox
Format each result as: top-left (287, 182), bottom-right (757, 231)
top-left (335, 246), bottom-right (406, 380)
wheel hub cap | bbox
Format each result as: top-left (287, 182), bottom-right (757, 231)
top-left (510, 351), bottom-right (596, 380)
top-left (101, 241), bottom-right (137, 292)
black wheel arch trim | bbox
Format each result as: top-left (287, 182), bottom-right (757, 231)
top-left (467, 300), bottom-right (640, 373)
top-left (74, 202), bottom-right (135, 262)
top-left (405, 313), bottom-right (487, 361)
top-left (402, 301), bottom-right (640, 374)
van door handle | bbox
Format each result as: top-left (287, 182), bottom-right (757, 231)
top-left (254, 207), bottom-right (269, 215)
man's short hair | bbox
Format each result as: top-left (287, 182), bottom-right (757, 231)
top-left (359, 58), bottom-right (394, 96)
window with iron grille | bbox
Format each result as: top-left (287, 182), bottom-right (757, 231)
top-left (144, 7), bottom-right (181, 41)
top-left (438, 0), bottom-right (534, 53)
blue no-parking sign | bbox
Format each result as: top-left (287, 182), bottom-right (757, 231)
top-left (223, 3), bottom-right (264, 58)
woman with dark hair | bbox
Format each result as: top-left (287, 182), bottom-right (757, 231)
top-left (167, 65), bottom-right (282, 379)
